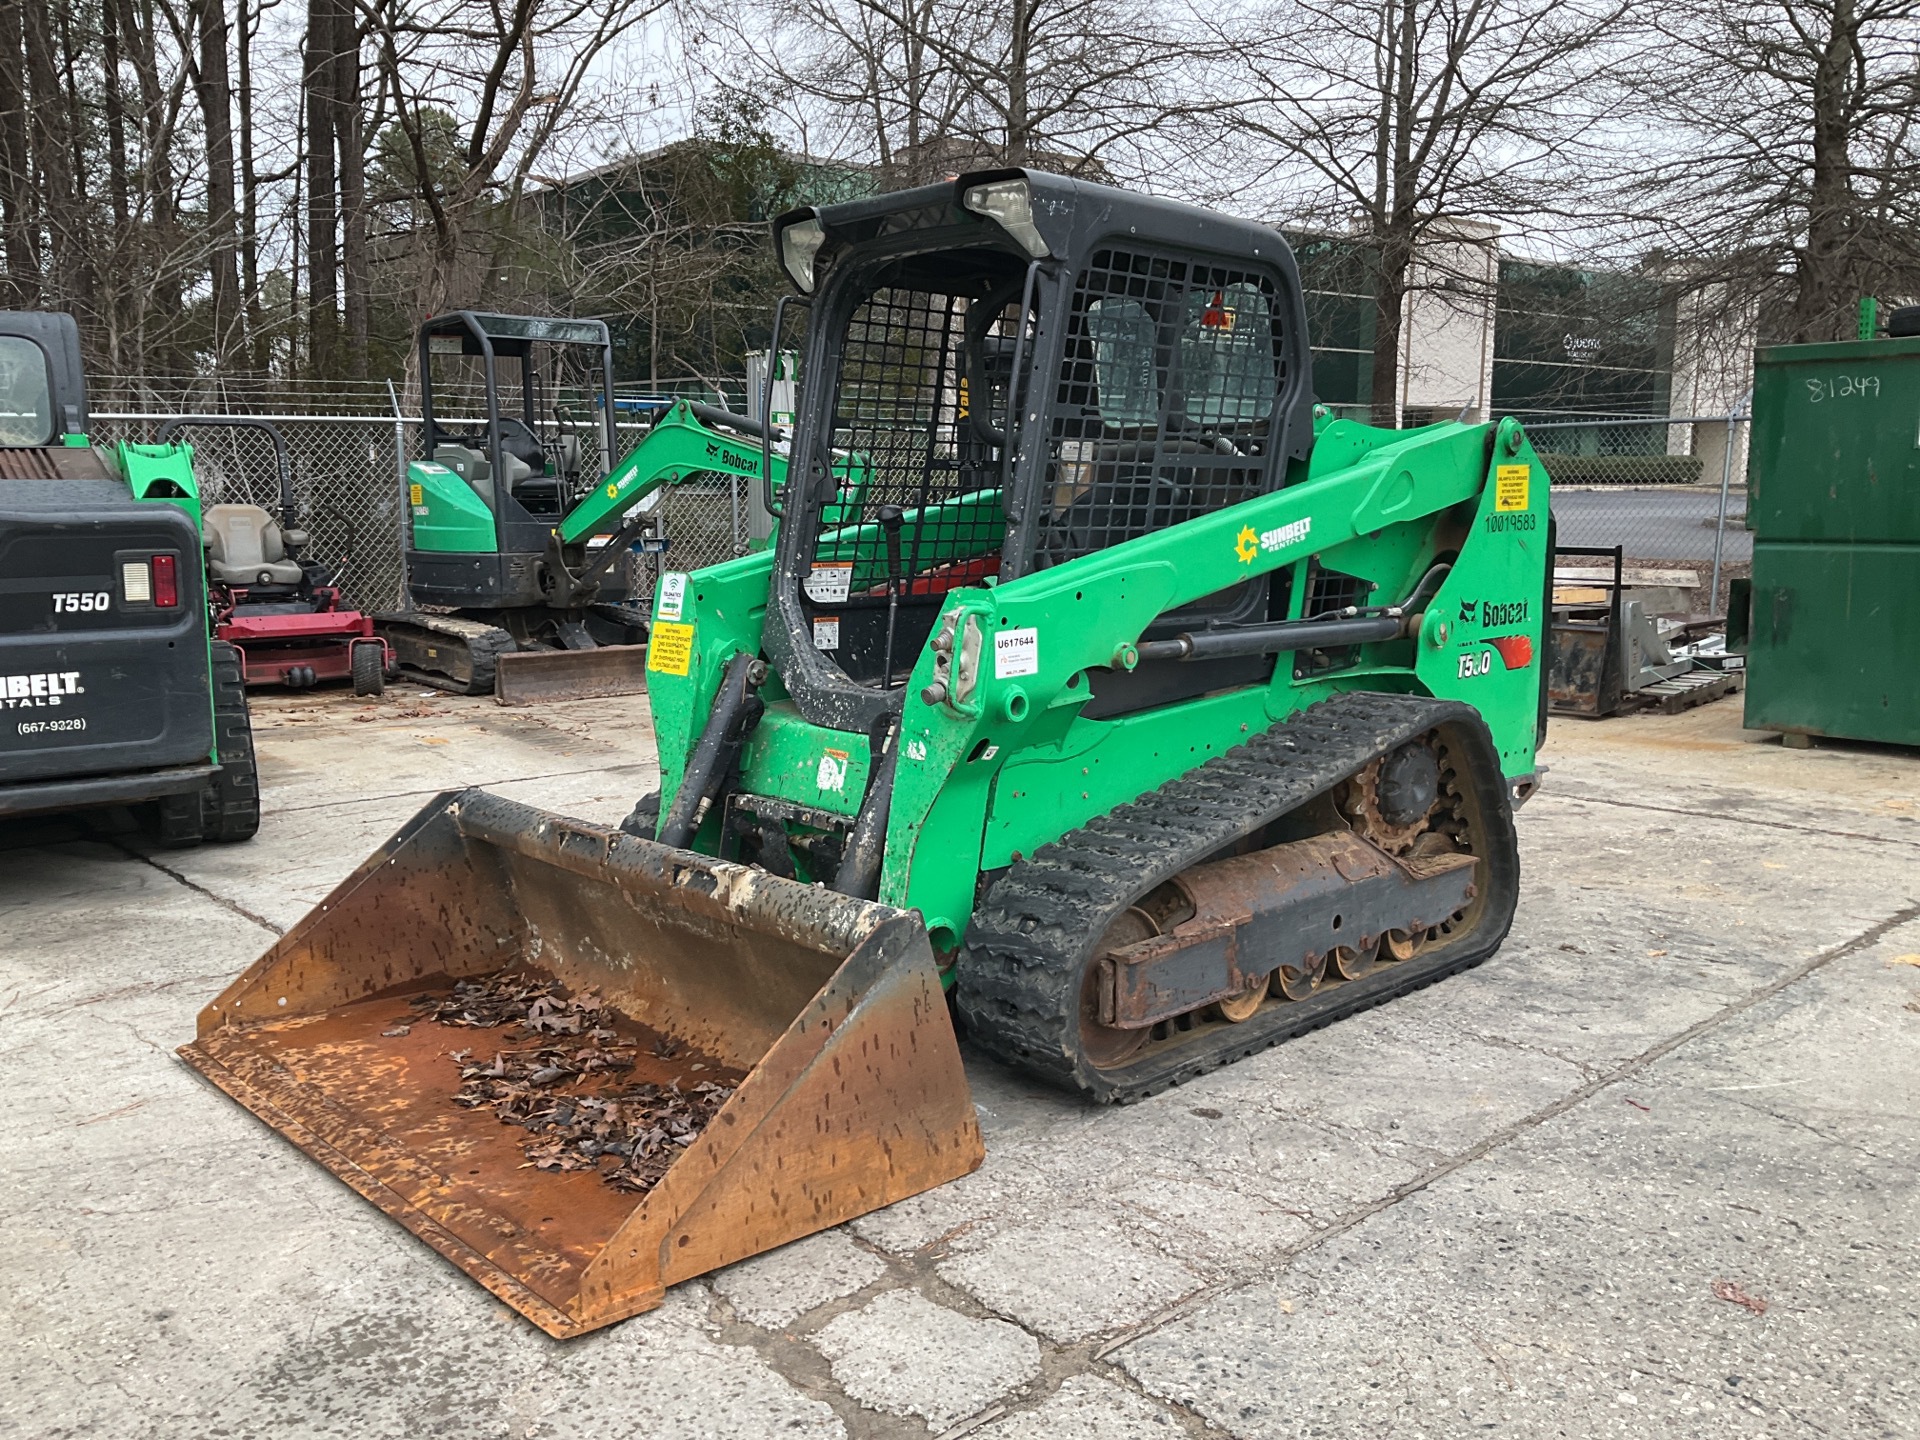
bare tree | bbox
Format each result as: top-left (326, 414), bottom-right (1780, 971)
top-left (1198, 0), bottom-right (1626, 424)
top-left (705, 0), bottom-right (1186, 184)
top-left (1609, 0), bottom-right (1920, 344)
top-left (355, 0), bottom-right (670, 330)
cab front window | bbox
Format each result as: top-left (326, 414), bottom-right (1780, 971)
top-left (0, 336), bottom-right (54, 445)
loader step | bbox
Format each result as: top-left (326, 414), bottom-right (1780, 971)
top-left (957, 691), bottom-right (1521, 1103)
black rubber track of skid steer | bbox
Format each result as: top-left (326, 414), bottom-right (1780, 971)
top-left (955, 690), bottom-right (1521, 1103)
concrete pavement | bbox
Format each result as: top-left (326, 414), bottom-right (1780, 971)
top-left (2, 687), bottom-right (1915, 1439)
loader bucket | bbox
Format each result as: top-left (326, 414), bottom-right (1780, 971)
top-left (179, 789), bottom-right (983, 1338)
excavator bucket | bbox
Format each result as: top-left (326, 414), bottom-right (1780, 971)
top-left (179, 789), bottom-right (983, 1338)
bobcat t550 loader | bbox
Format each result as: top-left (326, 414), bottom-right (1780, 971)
top-left (184, 171), bottom-right (1549, 1336)
top-left (0, 312), bottom-right (258, 843)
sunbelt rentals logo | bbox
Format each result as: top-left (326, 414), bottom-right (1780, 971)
top-left (2, 670), bottom-right (83, 708)
top-left (1236, 516), bottom-right (1313, 564)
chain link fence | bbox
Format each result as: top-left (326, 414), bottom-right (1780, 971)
top-left (90, 393), bottom-right (1754, 623)
top-left (90, 388), bottom-right (760, 615)
top-left (1526, 410), bottom-right (1752, 615)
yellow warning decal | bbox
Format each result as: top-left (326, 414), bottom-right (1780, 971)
top-left (647, 622), bottom-right (695, 676)
top-left (408, 483), bottom-right (423, 505)
top-left (1494, 464), bottom-right (1530, 512)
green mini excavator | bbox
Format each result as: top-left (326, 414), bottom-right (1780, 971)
top-left (188, 171), bottom-right (1551, 1339)
top-left (383, 312), bottom-right (853, 698)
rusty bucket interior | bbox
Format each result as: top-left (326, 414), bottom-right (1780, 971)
top-left (180, 788), bottom-right (983, 1338)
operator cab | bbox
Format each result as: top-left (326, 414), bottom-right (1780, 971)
top-left (764, 170), bottom-right (1315, 735)
top-left (418, 313), bottom-right (618, 522)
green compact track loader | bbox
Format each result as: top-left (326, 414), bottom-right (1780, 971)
top-left (384, 312), bottom-right (834, 700)
top-left (0, 312), bottom-right (258, 844)
top-left (185, 171), bottom-right (1548, 1337)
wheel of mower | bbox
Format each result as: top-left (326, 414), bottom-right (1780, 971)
top-left (351, 641), bottom-right (385, 697)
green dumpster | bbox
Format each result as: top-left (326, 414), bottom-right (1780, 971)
top-left (1738, 323), bottom-right (1920, 746)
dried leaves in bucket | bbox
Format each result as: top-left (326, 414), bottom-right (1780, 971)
top-left (399, 970), bottom-right (735, 1197)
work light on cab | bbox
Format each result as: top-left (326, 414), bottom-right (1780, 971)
top-left (778, 215), bottom-right (827, 293)
top-left (961, 178), bottom-right (1049, 257)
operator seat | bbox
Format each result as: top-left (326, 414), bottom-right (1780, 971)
top-left (203, 504), bottom-right (306, 586)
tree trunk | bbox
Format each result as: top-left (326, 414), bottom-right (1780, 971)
top-left (332, 10), bottom-right (366, 377)
top-left (304, 0), bottom-right (340, 375)
top-left (0, 0), bottom-right (37, 306)
top-left (1791, 0), bottom-right (1856, 342)
top-left (22, 0), bottom-right (73, 303)
top-left (196, 0), bottom-right (243, 363)
top-left (238, 0), bottom-right (264, 370)
top-left (1006, 0), bottom-right (1030, 164)
top-left (101, 0), bottom-right (132, 360)
top-left (1369, 242), bottom-right (1407, 427)
top-left (117, 0), bottom-right (182, 374)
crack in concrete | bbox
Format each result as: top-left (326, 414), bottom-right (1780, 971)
top-left (1540, 789), bottom-right (1920, 852)
top-left (1717, 1093), bottom-right (1899, 1165)
top-left (264, 761), bottom-right (656, 817)
top-left (115, 845), bottom-right (284, 936)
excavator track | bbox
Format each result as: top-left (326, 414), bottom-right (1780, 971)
top-left (375, 611), bottom-right (518, 695)
top-left (956, 691), bottom-right (1521, 1103)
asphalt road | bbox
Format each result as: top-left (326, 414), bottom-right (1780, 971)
top-left (1552, 486), bottom-right (1752, 564)
top-left (4, 689), bottom-right (1917, 1439)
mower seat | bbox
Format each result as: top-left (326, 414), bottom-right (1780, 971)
top-left (204, 504), bottom-right (305, 587)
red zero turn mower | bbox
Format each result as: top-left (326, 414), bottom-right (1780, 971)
top-left (158, 417), bottom-right (394, 695)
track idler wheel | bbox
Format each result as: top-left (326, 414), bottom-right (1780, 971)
top-left (1216, 973), bottom-right (1271, 1022)
top-left (1330, 938), bottom-right (1383, 980)
top-left (1273, 950), bottom-right (1327, 1001)
top-left (1384, 928), bottom-right (1430, 962)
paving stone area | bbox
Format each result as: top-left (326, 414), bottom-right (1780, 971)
top-left (2, 690), bottom-right (1915, 1438)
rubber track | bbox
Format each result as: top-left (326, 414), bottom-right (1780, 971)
top-left (375, 612), bottom-right (517, 696)
top-left (956, 690), bottom-right (1520, 1103)
top-left (203, 641), bottom-right (262, 841)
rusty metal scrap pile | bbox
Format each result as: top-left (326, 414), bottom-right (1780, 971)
top-left (398, 973), bottom-right (734, 1195)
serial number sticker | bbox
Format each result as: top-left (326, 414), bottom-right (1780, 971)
top-left (1494, 464), bottom-right (1530, 512)
top-left (657, 571), bottom-right (689, 622)
top-left (994, 626), bottom-right (1039, 679)
top-left (804, 562), bottom-right (853, 604)
top-left (812, 616), bottom-right (840, 650)
top-left (18, 717), bottom-right (86, 735)
top-left (647, 621), bottom-right (695, 677)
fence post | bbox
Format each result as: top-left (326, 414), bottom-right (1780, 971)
top-left (387, 379), bottom-right (410, 608)
top-left (1707, 392), bottom-right (1750, 614)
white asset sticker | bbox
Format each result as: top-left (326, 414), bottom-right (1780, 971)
top-left (994, 626), bottom-right (1039, 679)
top-left (657, 571), bottom-right (688, 622)
top-left (816, 750), bottom-right (850, 792)
top-left (804, 562), bottom-right (853, 604)
top-left (812, 616), bottom-right (841, 650)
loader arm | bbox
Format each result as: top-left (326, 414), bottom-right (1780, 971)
top-left (558, 400), bottom-right (870, 547)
